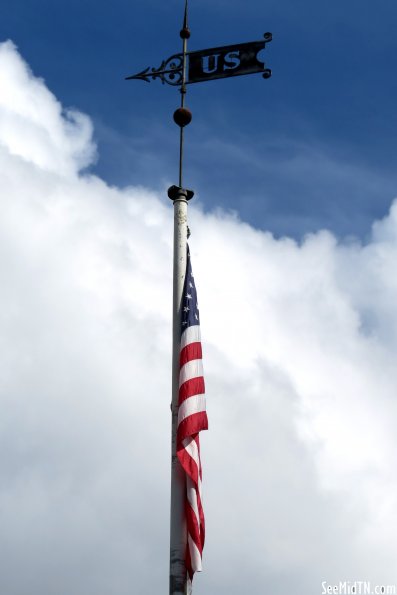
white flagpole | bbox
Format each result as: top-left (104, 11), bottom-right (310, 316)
top-left (169, 189), bottom-right (189, 595)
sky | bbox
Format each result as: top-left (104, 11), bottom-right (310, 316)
top-left (2, 0), bottom-right (397, 239)
top-left (0, 1), bottom-right (397, 595)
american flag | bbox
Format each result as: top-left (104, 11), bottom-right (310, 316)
top-left (177, 244), bottom-right (208, 582)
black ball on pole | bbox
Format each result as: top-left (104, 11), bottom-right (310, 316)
top-left (173, 107), bottom-right (192, 127)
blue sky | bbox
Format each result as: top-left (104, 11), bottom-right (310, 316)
top-left (2, 0), bottom-right (397, 238)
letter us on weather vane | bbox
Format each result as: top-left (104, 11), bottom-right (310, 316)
top-left (126, 33), bottom-right (272, 86)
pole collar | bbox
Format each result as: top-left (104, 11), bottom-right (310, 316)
top-left (167, 185), bottom-right (194, 201)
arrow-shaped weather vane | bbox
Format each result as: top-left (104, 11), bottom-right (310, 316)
top-left (126, 35), bottom-right (272, 86)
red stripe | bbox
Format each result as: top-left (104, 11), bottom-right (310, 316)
top-left (198, 493), bottom-right (205, 547)
top-left (177, 411), bottom-right (208, 446)
top-left (178, 376), bottom-right (205, 405)
top-left (177, 435), bottom-right (201, 478)
top-left (180, 342), bottom-right (202, 367)
top-left (185, 499), bottom-right (203, 554)
top-left (177, 442), bottom-right (200, 484)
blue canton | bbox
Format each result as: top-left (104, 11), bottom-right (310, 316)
top-left (181, 245), bottom-right (200, 334)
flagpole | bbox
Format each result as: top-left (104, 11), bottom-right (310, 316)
top-left (125, 8), bottom-right (273, 592)
top-left (169, 2), bottom-right (193, 594)
top-left (169, 188), bottom-right (189, 595)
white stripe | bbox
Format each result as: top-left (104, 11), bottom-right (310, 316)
top-left (186, 476), bottom-right (200, 526)
top-left (183, 436), bottom-right (200, 467)
top-left (179, 359), bottom-right (203, 388)
top-left (188, 534), bottom-right (202, 572)
top-left (178, 395), bottom-right (206, 426)
top-left (180, 324), bottom-right (201, 350)
top-left (183, 437), bottom-right (202, 497)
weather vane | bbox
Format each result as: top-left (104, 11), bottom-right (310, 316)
top-left (126, 4), bottom-right (272, 595)
top-left (126, 0), bottom-right (272, 195)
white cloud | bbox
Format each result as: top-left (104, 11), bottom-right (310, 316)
top-left (0, 41), bottom-right (396, 594)
top-left (0, 40), bottom-right (95, 176)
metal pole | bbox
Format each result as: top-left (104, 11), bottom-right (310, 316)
top-left (178, 0), bottom-right (189, 188)
top-left (170, 3), bottom-right (192, 594)
top-left (169, 190), bottom-right (189, 595)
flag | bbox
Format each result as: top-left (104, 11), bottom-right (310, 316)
top-left (177, 244), bottom-right (208, 582)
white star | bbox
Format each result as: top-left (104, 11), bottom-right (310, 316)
top-left (186, 293), bottom-right (192, 300)
top-left (183, 306), bottom-right (190, 313)
top-left (195, 313), bottom-right (199, 321)
top-left (189, 282), bottom-right (194, 289)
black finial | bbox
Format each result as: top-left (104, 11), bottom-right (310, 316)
top-left (173, 107), bottom-right (192, 127)
top-left (180, 0), bottom-right (191, 39)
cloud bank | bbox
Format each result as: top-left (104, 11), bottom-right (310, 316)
top-left (0, 40), bottom-right (396, 594)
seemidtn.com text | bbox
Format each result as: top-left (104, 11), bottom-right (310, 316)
top-left (322, 582), bottom-right (396, 595)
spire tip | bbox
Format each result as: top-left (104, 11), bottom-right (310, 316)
top-left (180, 0), bottom-right (190, 39)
